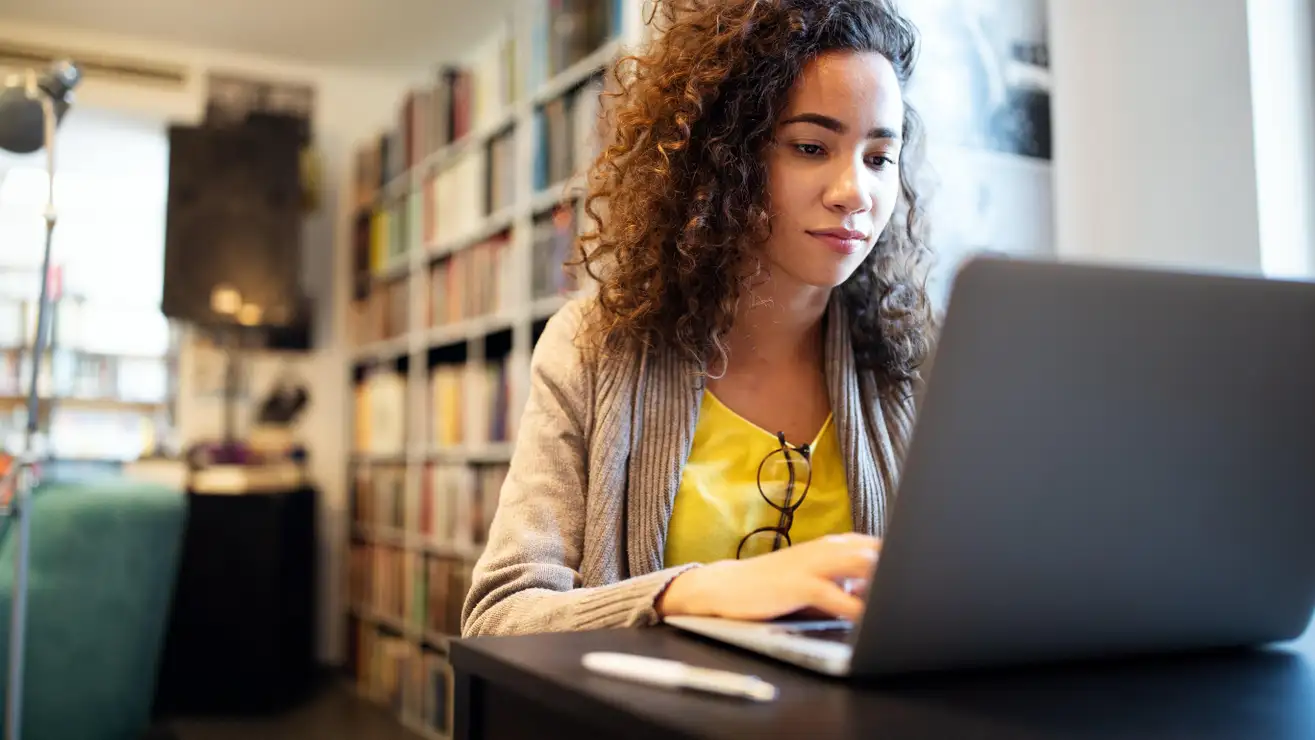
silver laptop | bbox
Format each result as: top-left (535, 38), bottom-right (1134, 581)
top-left (666, 256), bottom-right (1315, 677)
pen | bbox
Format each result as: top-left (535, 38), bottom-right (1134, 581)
top-left (581, 651), bottom-right (778, 702)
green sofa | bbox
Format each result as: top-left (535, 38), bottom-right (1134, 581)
top-left (0, 479), bottom-right (187, 739)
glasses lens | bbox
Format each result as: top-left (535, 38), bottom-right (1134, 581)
top-left (758, 448), bottom-right (811, 510)
top-left (739, 528), bottom-right (791, 559)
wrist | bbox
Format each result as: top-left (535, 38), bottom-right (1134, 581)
top-left (655, 563), bottom-right (716, 618)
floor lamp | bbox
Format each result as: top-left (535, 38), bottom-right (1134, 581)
top-left (0, 60), bottom-right (81, 740)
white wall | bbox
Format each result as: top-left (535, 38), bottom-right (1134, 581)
top-left (0, 17), bottom-right (416, 663)
top-left (1047, 0), bottom-right (1315, 280)
top-left (1047, 0), bottom-right (1264, 273)
top-left (1247, 0), bottom-right (1315, 279)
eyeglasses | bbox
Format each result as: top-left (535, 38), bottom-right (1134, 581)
top-left (736, 431), bottom-right (813, 559)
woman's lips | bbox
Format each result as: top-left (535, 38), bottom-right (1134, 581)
top-left (808, 229), bottom-right (868, 255)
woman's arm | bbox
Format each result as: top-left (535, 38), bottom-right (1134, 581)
top-left (460, 303), bottom-right (696, 637)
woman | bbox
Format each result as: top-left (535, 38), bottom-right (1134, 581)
top-left (462, 0), bottom-right (934, 637)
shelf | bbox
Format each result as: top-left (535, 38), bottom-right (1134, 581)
top-left (422, 631), bottom-right (452, 653)
top-left (365, 40), bottom-right (618, 210)
top-left (372, 255), bottom-right (411, 283)
top-left (530, 180), bottom-right (576, 215)
top-left (420, 540), bottom-right (485, 561)
top-left (0, 396), bottom-right (168, 413)
top-left (530, 294), bottom-right (571, 321)
top-left (381, 169), bottom-right (411, 202)
top-left (532, 39), bottom-right (621, 107)
top-left (348, 524), bottom-right (486, 561)
top-left (346, 6), bottom-right (644, 736)
top-left (428, 442), bottom-right (514, 464)
top-left (349, 604), bottom-right (459, 650)
top-left (427, 203), bottom-right (518, 259)
top-left (420, 105), bottom-right (524, 180)
top-left (352, 336), bottom-right (410, 363)
top-left (404, 713), bottom-right (451, 740)
top-left (353, 524), bottom-right (407, 546)
top-left (423, 312), bottom-right (515, 349)
top-left (352, 606), bottom-right (413, 636)
top-left (351, 452), bottom-right (408, 465)
top-left (371, 107), bottom-right (523, 210)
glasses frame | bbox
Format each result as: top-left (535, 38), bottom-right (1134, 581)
top-left (736, 431), bottom-right (813, 559)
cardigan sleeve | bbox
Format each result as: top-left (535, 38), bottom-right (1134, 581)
top-left (460, 302), bottom-right (697, 637)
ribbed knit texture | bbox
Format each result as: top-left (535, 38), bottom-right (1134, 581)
top-left (460, 296), bottom-right (917, 637)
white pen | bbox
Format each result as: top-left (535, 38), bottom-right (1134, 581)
top-left (581, 651), bottom-right (778, 702)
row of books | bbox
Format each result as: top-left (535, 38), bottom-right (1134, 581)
top-left (349, 550), bottom-right (479, 639)
top-left (351, 0), bottom-right (624, 210)
top-left (354, 369), bottom-right (407, 456)
top-left (350, 623), bottom-right (451, 734)
top-left (430, 360), bottom-right (512, 448)
top-left (350, 461), bottom-right (509, 549)
top-left (430, 234), bottom-right (513, 327)
top-left (536, 75), bottom-right (605, 191)
top-left (530, 0), bottom-right (625, 90)
top-left (351, 464), bottom-right (407, 532)
top-left (358, 198), bottom-right (416, 280)
top-left (349, 278), bottom-right (408, 347)
top-left (421, 464), bottom-right (508, 549)
top-left (353, 357), bottom-right (514, 457)
top-left (531, 206), bottom-right (581, 299)
top-left (0, 349), bottom-right (169, 404)
top-left (487, 129), bottom-right (518, 215)
top-left (422, 148), bottom-right (489, 249)
top-left (353, 24), bottom-right (517, 209)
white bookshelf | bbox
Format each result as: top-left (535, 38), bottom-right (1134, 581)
top-left (345, 1), bottom-right (645, 736)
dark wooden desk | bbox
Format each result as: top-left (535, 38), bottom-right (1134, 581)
top-left (451, 624), bottom-right (1315, 740)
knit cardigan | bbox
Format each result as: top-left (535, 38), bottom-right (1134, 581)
top-left (460, 294), bottom-right (918, 637)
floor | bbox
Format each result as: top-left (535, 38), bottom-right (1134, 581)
top-left (164, 684), bottom-right (421, 740)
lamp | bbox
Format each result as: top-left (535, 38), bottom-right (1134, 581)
top-left (0, 59), bottom-right (80, 740)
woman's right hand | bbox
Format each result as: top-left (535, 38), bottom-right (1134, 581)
top-left (655, 533), bottom-right (880, 622)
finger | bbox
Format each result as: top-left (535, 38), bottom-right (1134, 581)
top-left (814, 538), bottom-right (881, 579)
top-left (840, 577), bottom-right (869, 597)
top-left (820, 532), bottom-right (880, 547)
top-left (807, 579), bottom-right (865, 622)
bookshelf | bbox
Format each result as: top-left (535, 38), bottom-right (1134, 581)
top-left (345, 1), bottom-right (644, 736)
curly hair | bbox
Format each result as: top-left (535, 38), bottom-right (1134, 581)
top-left (575, 0), bottom-right (935, 385)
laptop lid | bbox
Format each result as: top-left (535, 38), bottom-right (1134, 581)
top-left (851, 256), bottom-right (1315, 676)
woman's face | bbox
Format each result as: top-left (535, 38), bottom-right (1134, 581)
top-left (763, 50), bottom-right (905, 290)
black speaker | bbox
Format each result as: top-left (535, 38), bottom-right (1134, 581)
top-left (163, 118), bottom-right (303, 328)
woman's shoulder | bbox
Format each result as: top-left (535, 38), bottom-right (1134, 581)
top-left (531, 293), bottom-right (627, 390)
top-left (534, 294), bottom-right (599, 364)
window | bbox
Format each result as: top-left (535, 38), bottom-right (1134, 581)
top-left (0, 107), bottom-right (175, 460)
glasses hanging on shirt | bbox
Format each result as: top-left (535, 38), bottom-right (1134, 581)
top-left (736, 431), bottom-right (813, 559)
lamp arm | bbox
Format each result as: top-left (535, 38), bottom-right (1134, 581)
top-left (4, 83), bottom-right (59, 740)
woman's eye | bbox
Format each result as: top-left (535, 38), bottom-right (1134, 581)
top-left (794, 143), bottom-right (824, 156)
top-left (867, 155), bottom-right (895, 170)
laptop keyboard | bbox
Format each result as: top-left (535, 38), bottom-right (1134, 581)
top-left (792, 627), bottom-right (853, 643)
top-left (777, 621), bottom-right (854, 643)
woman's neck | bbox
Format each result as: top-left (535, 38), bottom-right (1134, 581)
top-left (721, 273), bottom-right (831, 372)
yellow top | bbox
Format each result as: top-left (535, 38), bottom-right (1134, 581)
top-left (663, 390), bottom-right (854, 566)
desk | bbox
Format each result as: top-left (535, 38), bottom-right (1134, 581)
top-left (451, 625), bottom-right (1315, 740)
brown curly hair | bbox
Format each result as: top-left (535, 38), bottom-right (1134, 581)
top-left (576, 0), bottom-right (934, 384)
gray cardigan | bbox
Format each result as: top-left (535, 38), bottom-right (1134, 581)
top-left (460, 295), bottom-right (918, 637)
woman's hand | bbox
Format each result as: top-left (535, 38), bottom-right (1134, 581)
top-left (656, 533), bottom-right (880, 622)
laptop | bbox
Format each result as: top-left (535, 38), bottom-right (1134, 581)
top-left (665, 255), bottom-right (1315, 677)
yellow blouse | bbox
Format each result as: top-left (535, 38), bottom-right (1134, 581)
top-left (663, 390), bottom-right (854, 566)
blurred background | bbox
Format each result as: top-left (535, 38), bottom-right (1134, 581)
top-left (0, 0), bottom-right (1309, 738)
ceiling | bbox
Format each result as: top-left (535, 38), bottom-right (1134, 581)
top-left (0, 0), bottom-right (524, 70)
